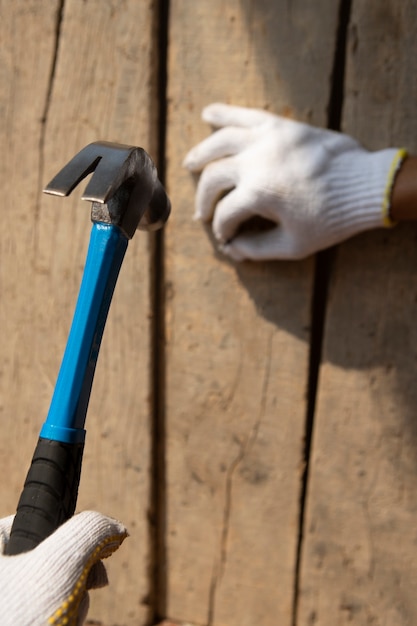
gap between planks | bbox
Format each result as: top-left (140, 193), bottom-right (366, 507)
top-left (150, 0), bottom-right (170, 623)
top-left (291, 0), bottom-right (352, 624)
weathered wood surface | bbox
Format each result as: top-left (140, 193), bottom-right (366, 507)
top-left (0, 2), bottom-right (157, 624)
top-left (165, 2), bottom-right (339, 625)
top-left (1, 1), bottom-right (417, 626)
top-left (298, 2), bottom-right (417, 625)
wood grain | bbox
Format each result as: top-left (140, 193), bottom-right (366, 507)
top-left (0, 1), bottom-right (158, 624)
top-left (3, 2), bottom-right (415, 625)
top-left (165, 1), bottom-right (339, 624)
top-left (298, 1), bottom-right (417, 624)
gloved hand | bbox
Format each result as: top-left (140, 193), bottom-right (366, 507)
top-left (0, 511), bottom-right (128, 626)
top-left (183, 103), bottom-right (407, 260)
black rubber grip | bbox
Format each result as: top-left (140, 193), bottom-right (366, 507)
top-left (5, 437), bottom-right (84, 555)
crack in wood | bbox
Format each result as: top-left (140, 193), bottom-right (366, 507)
top-left (207, 335), bottom-right (273, 626)
top-left (150, 0), bottom-right (170, 623)
top-left (34, 0), bottom-right (65, 264)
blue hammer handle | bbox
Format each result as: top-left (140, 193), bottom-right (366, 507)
top-left (42, 223), bottom-right (127, 444)
top-left (5, 223), bottom-right (128, 555)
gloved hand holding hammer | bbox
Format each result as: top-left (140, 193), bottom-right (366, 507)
top-left (0, 511), bottom-right (127, 626)
top-left (184, 103), bottom-right (416, 260)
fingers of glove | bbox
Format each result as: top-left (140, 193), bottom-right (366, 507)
top-left (221, 227), bottom-right (306, 261)
top-left (194, 159), bottom-right (237, 221)
top-left (183, 126), bottom-right (251, 171)
top-left (211, 187), bottom-right (265, 244)
top-left (0, 512), bottom-right (127, 626)
top-left (202, 102), bottom-right (276, 128)
top-left (27, 510), bottom-right (127, 604)
top-left (36, 511), bottom-right (127, 624)
top-left (200, 103), bottom-right (362, 160)
top-left (39, 510), bottom-right (128, 567)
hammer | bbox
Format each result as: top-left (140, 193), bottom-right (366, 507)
top-left (5, 141), bottom-right (170, 555)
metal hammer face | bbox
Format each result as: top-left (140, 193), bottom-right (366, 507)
top-left (44, 141), bottom-right (170, 238)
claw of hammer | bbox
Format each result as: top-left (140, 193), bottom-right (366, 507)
top-left (44, 141), bottom-right (170, 237)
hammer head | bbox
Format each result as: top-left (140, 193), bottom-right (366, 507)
top-left (44, 141), bottom-right (170, 239)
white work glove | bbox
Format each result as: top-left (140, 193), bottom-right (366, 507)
top-left (183, 103), bottom-right (407, 260)
top-left (0, 511), bottom-right (128, 626)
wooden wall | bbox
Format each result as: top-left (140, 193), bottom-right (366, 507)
top-left (0, 1), bottom-right (416, 625)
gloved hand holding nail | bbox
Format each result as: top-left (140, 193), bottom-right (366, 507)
top-left (184, 103), bottom-right (407, 261)
top-left (0, 511), bottom-right (127, 626)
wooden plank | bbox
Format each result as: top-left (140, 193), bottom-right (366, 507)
top-left (0, 3), bottom-right (60, 501)
top-left (0, 2), bottom-right (158, 624)
top-left (165, 2), bottom-right (340, 624)
top-left (298, 1), bottom-right (417, 623)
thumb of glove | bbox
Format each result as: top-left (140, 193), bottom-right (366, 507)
top-left (0, 511), bottom-right (128, 626)
top-left (221, 226), bottom-right (300, 261)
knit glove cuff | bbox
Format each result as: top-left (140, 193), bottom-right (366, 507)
top-left (318, 147), bottom-right (406, 242)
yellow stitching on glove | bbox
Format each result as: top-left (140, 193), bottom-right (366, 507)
top-left (48, 531), bottom-right (128, 626)
top-left (382, 148), bottom-right (408, 227)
